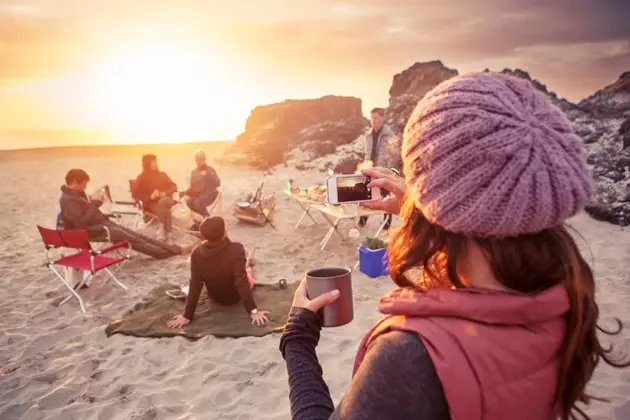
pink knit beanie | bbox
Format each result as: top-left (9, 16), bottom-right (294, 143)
top-left (402, 72), bottom-right (594, 238)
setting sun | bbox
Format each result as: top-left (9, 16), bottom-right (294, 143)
top-left (88, 44), bottom-right (228, 143)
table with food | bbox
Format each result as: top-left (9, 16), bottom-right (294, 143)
top-left (284, 180), bottom-right (388, 250)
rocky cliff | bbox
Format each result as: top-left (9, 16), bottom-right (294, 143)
top-left (221, 61), bottom-right (630, 227)
top-left (385, 60), bottom-right (459, 136)
top-left (576, 72), bottom-right (630, 226)
top-left (218, 96), bottom-right (367, 169)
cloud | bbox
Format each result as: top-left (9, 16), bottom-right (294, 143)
top-left (0, 0), bottom-right (628, 100)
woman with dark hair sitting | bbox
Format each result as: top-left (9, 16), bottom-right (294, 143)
top-left (279, 72), bottom-right (629, 420)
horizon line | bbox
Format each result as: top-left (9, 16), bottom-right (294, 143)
top-left (0, 139), bottom-right (235, 153)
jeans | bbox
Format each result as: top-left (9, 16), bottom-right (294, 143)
top-left (186, 192), bottom-right (218, 218)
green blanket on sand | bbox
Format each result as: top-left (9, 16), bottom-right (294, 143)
top-left (105, 282), bottom-right (298, 339)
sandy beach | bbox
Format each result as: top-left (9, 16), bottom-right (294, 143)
top-left (0, 144), bottom-right (629, 420)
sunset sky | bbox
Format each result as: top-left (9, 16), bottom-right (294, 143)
top-left (0, 0), bottom-right (629, 149)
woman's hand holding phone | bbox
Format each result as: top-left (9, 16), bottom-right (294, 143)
top-left (359, 167), bottom-right (406, 216)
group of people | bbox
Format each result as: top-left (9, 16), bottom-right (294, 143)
top-left (59, 149), bottom-right (269, 326)
top-left (132, 150), bottom-right (222, 241)
top-left (57, 71), bottom-right (629, 419)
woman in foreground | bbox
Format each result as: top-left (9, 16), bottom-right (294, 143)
top-left (279, 72), bottom-right (629, 420)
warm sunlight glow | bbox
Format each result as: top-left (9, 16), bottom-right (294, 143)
top-left (89, 44), bottom-right (228, 143)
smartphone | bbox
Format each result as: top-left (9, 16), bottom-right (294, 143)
top-left (326, 174), bottom-right (381, 205)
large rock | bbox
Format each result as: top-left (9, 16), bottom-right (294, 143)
top-left (284, 134), bottom-right (366, 174)
top-left (225, 61), bottom-right (630, 229)
top-left (219, 96), bottom-right (366, 169)
top-left (385, 61), bottom-right (459, 135)
top-left (382, 64), bottom-right (630, 227)
top-left (577, 72), bottom-right (630, 226)
top-left (484, 68), bottom-right (630, 226)
top-left (579, 71), bottom-right (630, 118)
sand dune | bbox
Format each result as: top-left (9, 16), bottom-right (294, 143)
top-left (0, 147), bottom-right (628, 419)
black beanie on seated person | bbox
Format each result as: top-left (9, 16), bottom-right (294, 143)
top-left (199, 217), bottom-right (226, 242)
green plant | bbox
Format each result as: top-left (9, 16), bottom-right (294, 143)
top-left (361, 236), bottom-right (387, 250)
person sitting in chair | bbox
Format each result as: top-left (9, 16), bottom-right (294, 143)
top-left (184, 149), bottom-right (221, 230)
top-left (134, 154), bottom-right (178, 240)
top-left (60, 169), bottom-right (193, 259)
top-left (167, 217), bottom-right (269, 328)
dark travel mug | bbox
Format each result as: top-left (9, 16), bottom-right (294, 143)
top-left (305, 267), bottom-right (354, 327)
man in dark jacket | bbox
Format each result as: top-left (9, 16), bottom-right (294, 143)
top-left (134, 155), bottom-right (178, 239)
top-left (60, 169), bottom-right (191, 259)
top-left (167, 217), bottom-right (269, 328)
top-left (185, 149), bottom-right (221, 222)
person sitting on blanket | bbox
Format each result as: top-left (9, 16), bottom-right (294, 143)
top-left (134, 154), bottom-right (178, 241)
top-left (167, 216), bottom-right (269, 329)
top-left (184, 149), bottom-right (221, 231)
top-left (60, 169), bottom-right (194, 259)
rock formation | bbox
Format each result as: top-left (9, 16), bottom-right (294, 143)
top-left (385, 60), bottom-right (459, 135)
top-left (576, 72), bottom-right (630, 226)
top-left (283, 61), bottom-right (461, 174)
top-left (221, 60), bottom-right (630, 228)
top-left (218, 96), bottom-right (367, 169)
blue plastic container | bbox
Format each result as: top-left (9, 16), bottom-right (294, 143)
top-left (359, 247), bottom-right (389, 278)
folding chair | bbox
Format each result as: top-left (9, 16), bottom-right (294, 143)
top-left (181, 187), bottom-right (223, 218)
top-left (126, 179), bottom-right (159, 229)
top-left (208, 188), bottom-right (223, 215)
top-left (233, 181), bottom-right (276, 227)
top-left (103, 184), bottom-right (143, 229)
top-left (37, 225), bottom-right (131, 313)
top-left (56, 211), bottom-right (115, 244)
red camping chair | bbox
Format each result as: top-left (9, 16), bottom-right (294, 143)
top-left (37, 226), bottom-right (131, 313)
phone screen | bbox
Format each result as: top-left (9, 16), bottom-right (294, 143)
top-left (336, 175), bottom-right (372, 203)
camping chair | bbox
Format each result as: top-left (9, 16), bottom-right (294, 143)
top-left (126, 179), bottom-right (159, 229)
top-left (181, 187), bottom-right (223, 219)
top-left (37, 225), bottom-right (131, 313)
top-left (56, 212), bottom-right (116, 244)
top-left (233, 180), bottom-right (276, 227)
top-left (209, 188), bottom-right (223, 215)
top-left (125, 179), bottom-right (187, 236)
top-left (103, 183), bottom-right (144, 229)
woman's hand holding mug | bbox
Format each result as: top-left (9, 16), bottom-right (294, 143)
top-left (292, 279), bottom-right (340, 314)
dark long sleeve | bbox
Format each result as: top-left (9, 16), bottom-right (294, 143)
top-left (280, 308), bottom-right (334, 419)
top-left (205, 167), bottom-right (221, 191)
top-left (233, 245), bottom-right (256, 313)
top-left (133, 174), bottom-right (154, 204)
top-left (183, 252), bottom-right (204, 320)
top-left (62, 199), bottom-right (104, 229)
top-left (280, 309), bottom-right (451, 420)
top-left (162, 173), bottom-right (177, 195)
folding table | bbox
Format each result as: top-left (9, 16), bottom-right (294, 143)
top-left (285, 191), bottom-right (388, 250)
top-left (284, 191), bottom-right (323, 230)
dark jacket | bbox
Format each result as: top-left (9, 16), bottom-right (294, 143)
top-left (187, 164), bottom-right (221, 197)
top-left (59, 186), bottom-right (108, 236)
top-left (134, 170), bottom-right (177, 205)
top-left (184, 238), bottom-right (256, 320)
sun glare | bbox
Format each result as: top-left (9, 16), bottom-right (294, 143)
top-left (89, 44), bottom-right (225, 143)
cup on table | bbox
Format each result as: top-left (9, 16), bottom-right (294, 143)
top-left (305, 267), bottom-right (354, 327)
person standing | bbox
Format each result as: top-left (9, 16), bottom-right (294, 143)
top-left (134, 154), bottom-right (178, 241)
top-left (359, 108), bottom-right (401, 229)
top-left (184, 149), bottom-right (221, 230)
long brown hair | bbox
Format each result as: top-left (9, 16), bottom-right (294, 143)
top-left (389, 195), bottom-right (629, 420)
